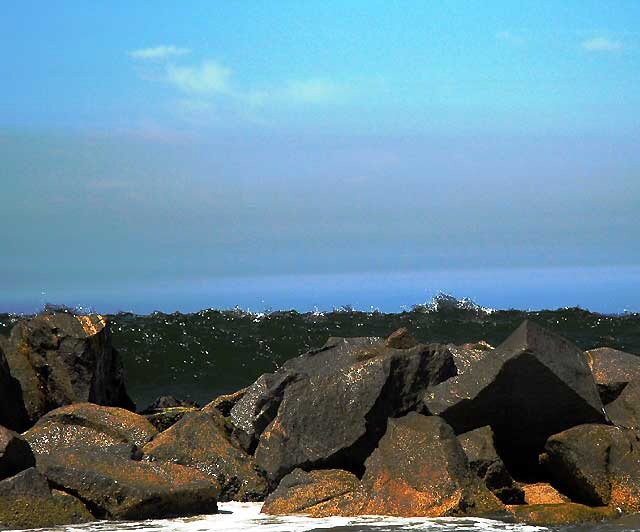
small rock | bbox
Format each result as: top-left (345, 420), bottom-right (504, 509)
top-left (202, 388), bottom-right (247, 417)
top-left (385, 328), bottom-right (417, 349)
top-left (0, 426), bottom-right (35, 481)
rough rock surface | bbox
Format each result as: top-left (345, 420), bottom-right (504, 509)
top-left (203, 388), bottom-right (247, 417)
top-left (24, 403), bottom-right (157, 460)
top-left (143, 406), bottom-right (200, 432)
top-left (541, 423), bottom-right (640, 512)
top-left (255, 340), bottom-right (456, 483)
top-left (458, 426), bottom-right (524, 503)
top-left (605, 379), bottom-right (640, 429)
top-left (508, 503), bottom-right (618, 526)
top-left (448, 341), bottom-right (494, 375)
top-left (37, 450), bottom-right (219, 520)
top-left (585, 347), bottom-right (640, 404)
top-left (143, 410), bottom-right (267, 502)
top-left (359, 413), bottom-right (504, 517)
top-left (262, 469), bottom-right (365, 516)
top-left (1, 313), bottom-right (134, 425)
top-left (0, 426), bottom-right (35, 480)
top-left (385, 328), bottom-right (417, 349)
top-left (521, 483), bottom-right (570, 504)
top-left (0, 467), bottom-right (93, 528)
top-left (0, 344), bottom-right (29, 432)
top-left (423, 320), bottom-right (607, 477)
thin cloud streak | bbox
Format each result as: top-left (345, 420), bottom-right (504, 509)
top-left (128, 45), bottom-right (191, 60)
top-left (582, 37), bottom-right (623, 51)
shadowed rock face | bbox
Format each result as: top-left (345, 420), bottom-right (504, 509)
top-left (261, 469), bottom-right (365, 517)
top-left (0, 468), bottom-right (94, 528)
top-left (423, 320), bottom-right (607, 479)
top-left (0, 344), bottom-right (29, 432)
top-left (37, 450), bottom-right (219, 520)
top-left (605, 379), bottom-right (640, 429)
top-left (360, 413), bottom-right (504, 517)
top-left (254, 340), bottom-right (456, 484)
top-left (458, 426), bottom-right (524, 504)
top-left (1, 313), bottom-right (134, 426)
top-left (585, 347), bottom-right (640, 404)
top-left (143, 410), bottom-right (267, 502)
top-left (0, 426), bottom-right (35, 481)
top-left (24, 403), bottom-right (157, 460)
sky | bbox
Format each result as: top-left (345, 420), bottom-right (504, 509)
top-left (1, 1), bottom-right (639, 312)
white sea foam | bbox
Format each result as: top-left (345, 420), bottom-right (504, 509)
top-left (29, 502), bottom-right (550, 532)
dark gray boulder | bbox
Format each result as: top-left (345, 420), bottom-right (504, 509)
top-left (1, 313), bottom-right (134, 425)
top-left (0, 343), bottom-right (28, 432)
top-left (605, 379), bottom-right (640, 429)
top-left (458, 426), bottom-right (524, 504)
top-left (585, 347), bottom-right (640, 404)
top-left (0, 426), bottom-right (35, 481)
top-left (254, 339), bottom-right (456, 484)
top-left (423, 320), bottom-right (607, 478)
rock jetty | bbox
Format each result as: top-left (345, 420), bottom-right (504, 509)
top-left (1, 311), bottom-right (640, 528)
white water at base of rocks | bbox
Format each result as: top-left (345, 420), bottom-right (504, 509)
top-left (25, 502), bottom-right (549, 532)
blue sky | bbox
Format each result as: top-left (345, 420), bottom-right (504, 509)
top-left (1, 1), bottom-right (639, 311)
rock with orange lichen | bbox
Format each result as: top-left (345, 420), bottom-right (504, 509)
top-left (261, 469), bottom-right (366, 516)
top-left (143, 410), bottom-right (267, 502)
top-left (359, 413), bottom-right (505, 517)
top-left (606, 379), bottom-right (640, 429)
top-left (254, 340), bottom-right (456, 484)
top-left (24, 403), bottom-right (157, 459)
top-left (585, 347), bottom-right (640, 404)
top-left (507, 503), bottom-right (618, 525)
top-left (385, 328), bottom-right (417, 349)
top-left (1, 312), bottom-right (134, 426)
top-left (202, 388), bottom-right (247, 417)
top-left (37, 449), bottom-right (219, 520)
top-left (521, 483), bottom-right (570, 504)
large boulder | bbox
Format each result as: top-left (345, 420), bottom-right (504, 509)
top-left (541, 423), bottom-right (640, 511)
top-left (359, 413), bottom-right (504, 517)
top-left (458, 426), bottom-right (524, 503)
top-left (605, 379), bottom-right (640, 429)
top-left (1, 313), bottom-right (134, 425)
top-left (254, 338), bottom-right (456, 484)
top-left (37, 450), bottom-right (219, 520)
top-left (0, 343), bottom-right (29, 432)
top-left (0, 467), bottom-right (93, 528)
top-left (24, 403), bottom-right (157, 460)
top-left (585, 347), bottom-right (640, 404)
top-left (143, 410), bottom-right (267, 502)
top-left (0, 426), bottom-right (35, 480)
top-left (423, 320), bottom-right (607, 477)
top-left (262, 469), bottom-right (365, 517)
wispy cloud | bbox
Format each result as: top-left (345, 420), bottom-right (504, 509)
top-left (495, 30), bottom-right (526, 45)
top-left (581, 37), bottom-right (623, 52)
top-left (128, 45), bottom-right (191, 60)
top-left (284, 79), bottom-right (347, 104)
top-left (165, 61), bottom-right (232, 94)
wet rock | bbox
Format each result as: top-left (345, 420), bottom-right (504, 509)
top-left (143, 410), bottom-right (267, 502)
top-left (423, 320), bottom-right (607, 477)
top-left (140, 396), bottom-right (199, 412)
top-left (458, 426), bottom-right (524, 504)
top-left (507, 503), bottom-right (618, 526)
top-left (255, 342), bottom-right (456, 484)
top-left (1, 313), bottom-right (134, 425)
top-left (0, 343), bottom-right (29, 432)
top-left (521, 483), bottom-right (570, 504)
top-left (385, 328), bottom-right (417, 349)
top-left (262, 469), bottom-right (365, 516)
top-left (203, 388), bottom-right (247, 417)
top-left (37, 450), bottom-right (219, 520)
top-left (605, 379), bottom-right (640, 429)
top-left (360, 413), bottom-right (504, 517)
top-left (0, 426), bottom-right (35, 480)
top-left (0, 468), bottom-right (93, 528)
top-left (24, 403), bottom-right (157, 459)
top-left (541, 423), bottom-right (640, 512)
top-left (585, 347), bottom-right (640, 404)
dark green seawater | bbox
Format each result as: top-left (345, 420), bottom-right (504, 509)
top-left (2, 297), bottom-right (638, 410)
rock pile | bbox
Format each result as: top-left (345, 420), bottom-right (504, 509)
top-left (2, 312), bottom-right (640, 528)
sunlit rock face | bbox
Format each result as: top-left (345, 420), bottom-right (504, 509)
top-left (423, 320), bottom-right (607, 479)
top-left (585, 347), bottom-right (640, 404)
top-left (0, 312), bottom-right (134, 426)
